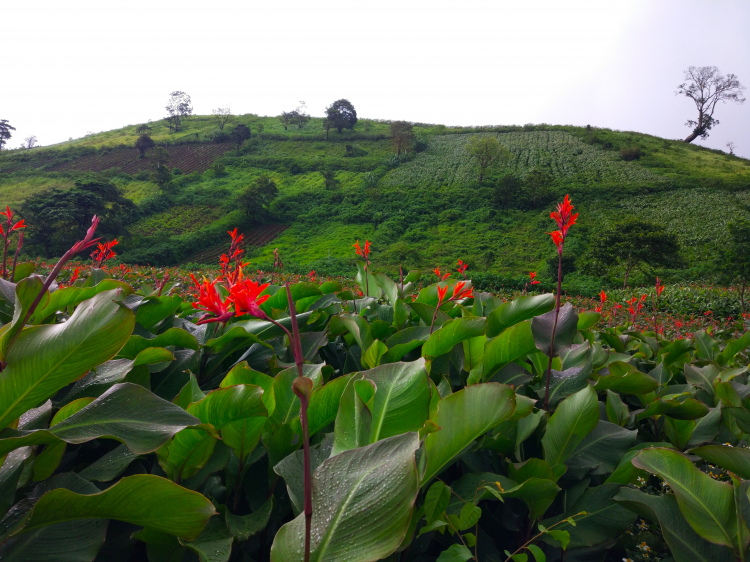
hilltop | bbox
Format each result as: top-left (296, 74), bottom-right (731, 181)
top-left (1, 113), bottom-right (749, 288)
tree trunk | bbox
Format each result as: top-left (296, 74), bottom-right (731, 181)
top-left (684, 130), bottom-right (700, 143)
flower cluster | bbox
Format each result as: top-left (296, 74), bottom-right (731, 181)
top-left (191, 272), bottom-right (270, 325)
top-left (91, 239), bottom-right (118, 268)
top-left (433, 266), bottom-right (451, 281)
top-left (548, 194), bottom-right (578, 255)
top-left (457, 259), bottom-right (468, 279)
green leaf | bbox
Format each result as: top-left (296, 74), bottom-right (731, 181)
top-left (531, 303), bottom-right (578, 357)
top-left (374, 273), bottom-right (399, 305)
top-left (15, 474), bottom-right (216, 540)
top-left (436, 544), bottom-right (473, 562)
top-left (576, 312), bottom-right (601, 330)
top-left (487, 294), bottom-right (555, 338)
top-left (615, 488), bottom-right (735, 562)
top-left (605, 390), bottom-right (630, 427)
top-left (695, 330), bottom-right (720, 361)
top-left (483, 320), bottom-right (537, 380)
top-left (424, 481), bottom-right (452, 525)
top-left (545, 529), bottom-right (570, 550)
top-left (458, 502), bottom-right (481, 530)
top-left (423, 317), bottom-right (486, 359)
top-left (690, 445), bottom-right (750, 479)
top-left (117, 328), bottom-right (199, 359)
top-left (717, 331), bottom-right (750, 366)
top-left (0, 289), bottom-right (135, 430)
top-left (567, 421), bottom-right (637, 475)
top-left (423, 383), bottom-right (516, 482)
top-left (12, 262), bottom-right (34, 282)
top-left (632, 447), bottom-right (747, 552)
top-left (542, 385), bottom-right (599, 466)
top-left (336, 313), bottom-right (373, 350)
top-left (355, 262), bottom-right (382, 299)
top-left (30, 279), bottom-right (134, 324)
top-left (0, 383), bottom-right (199, 459)
top-left (363, 340), bottom-right (388, 368)
top-left (408, 302), bottom-right (451, 328)
top-left (527, 544), bottom-right (546, 562)
top-left (636, 397), bottom-right (709, 420)
top-left (307, 374), bottom-right (352, 437)
top-left (270, 433), bottom-right (420, 562)
top-left (178, 514), bottom-right (233, 562)
top-left (225, 497), bottom-right (273, 542)
top-left (135, 295), bottom-right (183, 331)
top-left (593, 362), bottom-right (658, 395)
top-left (331, 374), bottom-right (375, 456)
top-left (220, 362), bottom-right (275, 415)
top-left (365, 359), bottom-right (431, 443)
top-left (78, 444), bottom-right (141, 482)
top-left (500, 478), bottom-right (561, 520)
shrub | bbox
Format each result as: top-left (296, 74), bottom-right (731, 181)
top-left (620, 146), bottom-right (642, 160)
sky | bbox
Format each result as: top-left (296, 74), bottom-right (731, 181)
top-left (2, 0), bottom-right (749, 157)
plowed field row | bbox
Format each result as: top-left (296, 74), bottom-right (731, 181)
top-left (186, 224), bottom-right (289, 264)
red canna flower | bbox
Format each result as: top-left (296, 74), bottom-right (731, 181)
top-left (436, 283), bottom-right (449, 305)
top-left (548, 230), bottom-right (564, 252)
top-left (69, 267), bottom-right (80, 286)
top-left (91, 239), bottom-right (118, 268)
top-left (457, 259), bottom-right (468, 278)
top-left (655, 277), bottom-right (665, 296)
top-left (548, 195), bottom-right (577, 255)
top-left (530, 272), bottom-right (540, 285)
top-left (192, 277), bottom-right (233, 324)
top-left (600, 290), bottom-right (607, 303)
top-left (353, 239), bottom-right (371, 259)
top-left (230, 279), bottom-right (271, 320)
top-left (433, 266), bottom-right (451, 281)
top-left (451, 281), bottom-right (474, 300)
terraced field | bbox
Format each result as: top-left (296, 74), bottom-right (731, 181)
top-left (382, 131), bottom-right (666, 187)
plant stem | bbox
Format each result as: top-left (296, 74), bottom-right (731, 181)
top-left (543, 252), bottom-right (563, 410)
top-left (284, 282), bottom-right (311, 562)
top-left (10, 232), bottom-right (22, 283)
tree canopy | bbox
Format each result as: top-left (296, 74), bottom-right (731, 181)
top-left (390, 121), bottom-right (415, 156)
top-left (676, 66), bottom-right (745, 143)
top-left (165, 91), bottom-right (193, 132)
top-left (324, 99), bottom-right (357, 139)
top-left (465, 135), bottom-right (509, 182)
top-left (237, 175), bottom-right (279, 221)
top-left (229, 124), bottom-right (251, 155)
top-left (0, 120), bottom-right (15, 150)
top-left (584, 218), bottom-right (683, 287)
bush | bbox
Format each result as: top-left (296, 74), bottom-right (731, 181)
top-left (620, 146), bottom-right (642, 161)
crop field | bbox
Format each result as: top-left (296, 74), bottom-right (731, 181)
top-left (382, 131), bottom-right (666, 187)
top-left (185, 223), bottom-right (290, 264)
top-left (128, 205), bottom-right (220, 237)
top-left (50, 142), bottom-right (236, 174)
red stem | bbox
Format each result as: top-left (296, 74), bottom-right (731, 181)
top-left (543, 251), bottom-right (563, 410)
top-left (10, 232), bottom-right (22, 283)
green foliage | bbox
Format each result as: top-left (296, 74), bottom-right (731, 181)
top-left (0, 257), bottom-right (748, 561)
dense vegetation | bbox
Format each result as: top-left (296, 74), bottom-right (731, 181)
top-left (0, 211), bottom-right (748, 561)
top-left (0, 112), bottom-right (748, 293)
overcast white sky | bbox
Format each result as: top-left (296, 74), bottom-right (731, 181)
top-left (2, 0), bottom-right (749, 157)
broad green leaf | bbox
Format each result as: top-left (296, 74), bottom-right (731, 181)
top-left (408, 302), bottom-right (450, 328)
top-left (717, 332), bottom-right (750, 366)
top-left (270, 433), bottom-right (419, 562)
top-left (632, 448), bottom-right (747, 552)
top-left (78, 444), bottom-right (141, 482)
top-left (355, 262), bottom-right (383, 299)
top-left (531, 303), bottom-right (578, 357)
top-left (424, 481), bottom-right (451, 524)
top-left (636, 397), bottom-right (709, 420)
top-left (336, 313), bottom-right (373, 350)
top-left (15, 474), bottom-right (216, 540)
top-left (458, 502), bottom-right (481, 530)
top-left (527, 544), bottom-right (546, 562)
top-left (178, 515), bottom-right (233, 562)
top-left (174, 374), bottom-right (206, 410)
top-left (483, 321), bottom-right (537, 380)
top-left (487, 294), bottom-right (555, 338)
top-left (0, 289), bottom-right (135, 430)
top-left (542, 385), bottom-right (599, 466)
top-left (374, 273), bottom-right (399, 305)
top-left (135, 295), bottom-right (182, 331)
top-left (0, 277), bottom-right (47, 363)
top-left (0, 383), bottom-right (199, 459)
top-left (593, 362), bottom-right (658, 395)
top-left (495, 478), bottom-right (561, 520)
top-left (605, 390), bottom-right (629, 427)
top-left (577, 311), bottom-right (601, 330)
top-left (225, 497), bottom-right (274, 541)
top-left (307, 374), bottom-right (352, 436)
top-left (422, 317), bottom-right (486, 359)
top-left (12, 262), bottom-right (34, 282)
top-left (363, 340), bottom-right (388, 368)
top-left (30, 279), bottom-right (134, 324)
top-left (365, 359), bottom-right (431, 443)
top-left (690, 445), bottom-right (750, 479)
top-left (614, 487), bottom-right (734, 562)
top-left (694, 331), bottom-right (719, 361)
top-left (331, 376), bottom-right (375, 456)
top-left (117, 328), bottom-right (199, 359)
top-left (566, 421), bottom-right (637, 475)
top-left (220, 362), bottom-right (275, 414)
top-left (274, 436), bottom-right (334, 515)
top-left (423, 383), bottom-right (516, 482)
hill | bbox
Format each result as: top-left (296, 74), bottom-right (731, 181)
top-left (1, 113), bottom-right (749, 289)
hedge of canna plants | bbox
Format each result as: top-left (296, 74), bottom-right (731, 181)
top-left (0, 198), bottom-right (748, 562)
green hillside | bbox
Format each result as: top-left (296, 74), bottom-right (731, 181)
top-left (1, 113), bottom-right (748, 288)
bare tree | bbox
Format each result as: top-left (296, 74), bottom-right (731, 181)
top-left (165, 91), bottom-right (193, 132)
top-left (22, 135), bottom-right (38, 149)
top-left (676, 66), bottom-right (745, 143)
top-left (212, 105), bottom-right (232, 130)
top-left (726, 141), bottom-right (737, 155)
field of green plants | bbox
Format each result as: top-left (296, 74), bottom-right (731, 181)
top-left (0, 195), bottom-right (748, 562)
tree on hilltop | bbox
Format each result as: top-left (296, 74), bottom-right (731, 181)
top-left (212, 106), bottom-right (232, 131)
top-left (390, 121), bottom-right (415, 156)
top-left (676, 66), bottom-right (745, 143)
top-left (279, 102), bottom-right (310, 131)
top-left (323, 99), bottom-right (357, 140)
top-left (22, 136), bottom-right (38, 149)
top-left (165, 91), bottom-right (193, 132)
top-left (0, 120), bottom-right (15, 150)
top-left (465, 135), bottom-right (509, 183)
